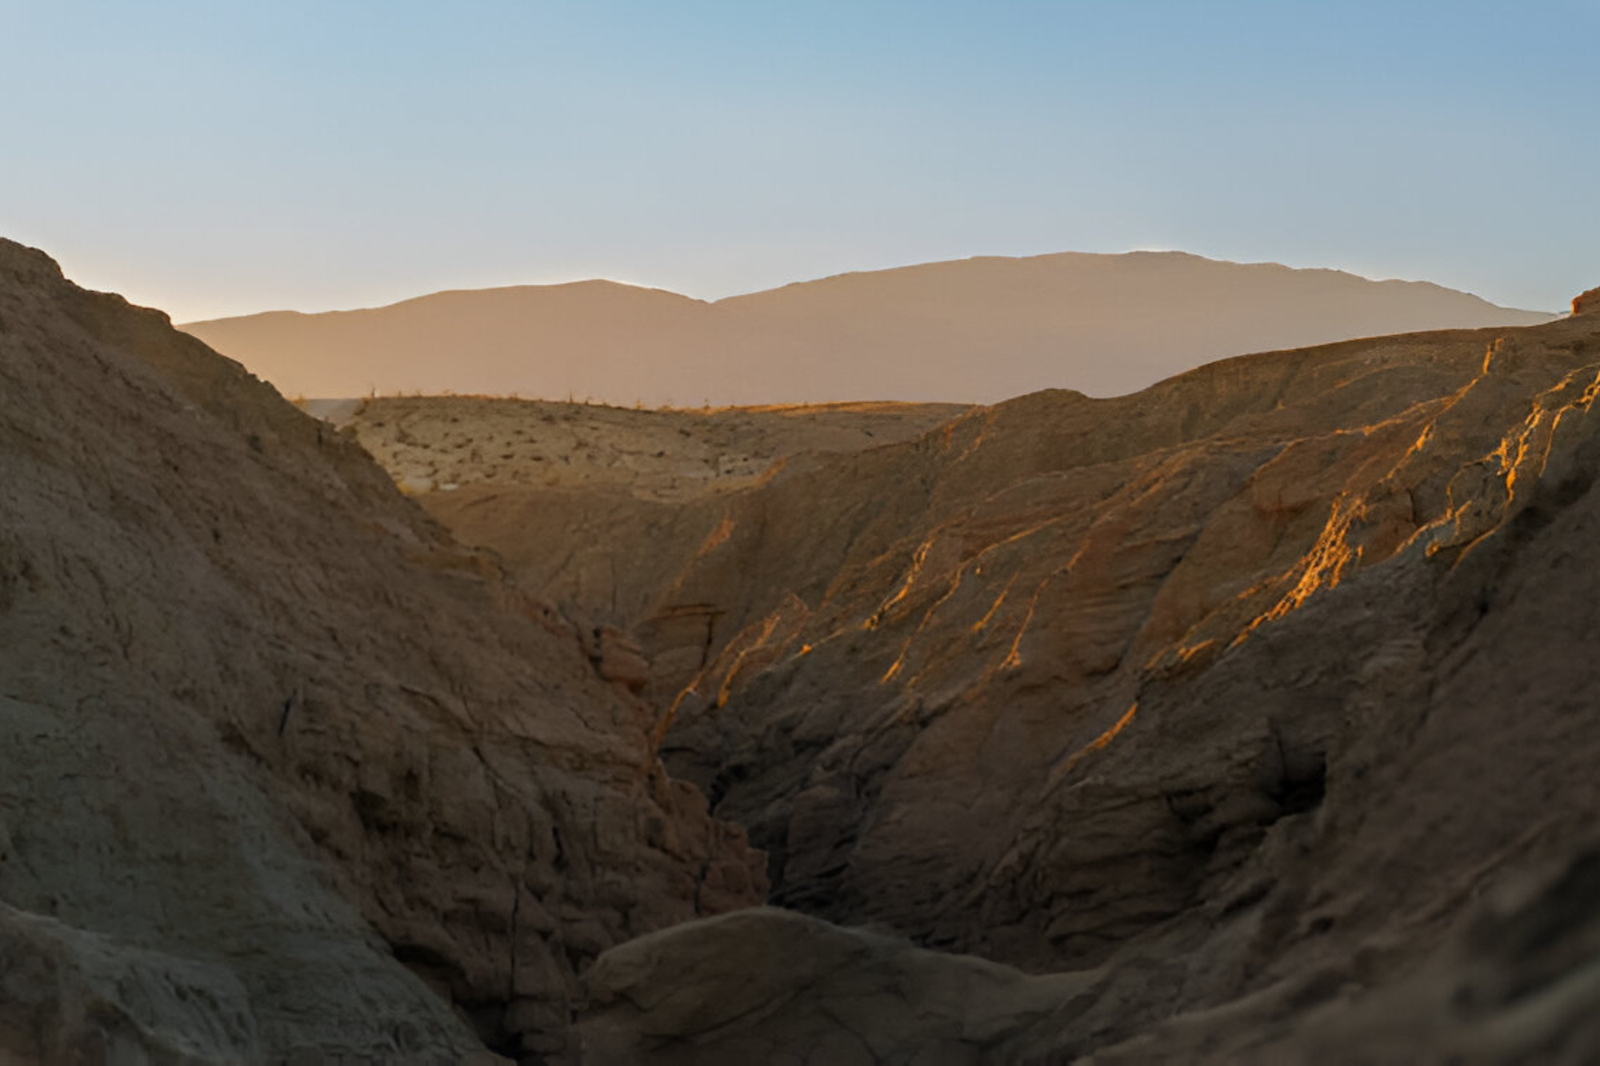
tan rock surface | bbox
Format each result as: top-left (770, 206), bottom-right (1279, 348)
top-left (627, 314), bottom-right (1596, 957)
top-left (576, 841), bottom-right (1600, 1064)
top-left (1574, 284), bottom-right (1600, 315)
top-left (577, 907), bottom-right (1089, 1065)
top-left (1079, 840), bottom-right (1600, 1063)
top-left (11, 226), bottom-right (1600, 1063)
top-left (658, 309), bottom-right (1600, 1057)
top-left (181, 251), bottom-right (1555, 406)
top-left (385, 301), bottom-right (1600, 1060)
top-left (331, 395), bottom-right (963, 701)
top-left (0, 238), bottom-right (764, 1061)
top-left (0, 893), bottom-right (258, 1065)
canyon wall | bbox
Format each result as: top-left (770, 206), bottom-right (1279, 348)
top-left (0, 239), bottom-right (764, 1062)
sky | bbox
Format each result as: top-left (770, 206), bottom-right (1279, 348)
top-left (2, 1), bottom-right (1596, 322)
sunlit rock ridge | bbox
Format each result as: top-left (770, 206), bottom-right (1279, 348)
top-left (367, 282), bottom-right (1600, 1062)
top-left (5, 231), bottom-right (1600, 1063)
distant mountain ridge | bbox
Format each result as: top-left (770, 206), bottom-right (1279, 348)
top-left (181, 251), bottom-right (1555, 405)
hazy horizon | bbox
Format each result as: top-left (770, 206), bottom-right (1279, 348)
top-left (177, 249), bottom-right (1564, 326)
top-left (181, 250), bottom-right (1556, 407)
top-left (5, 4), bottom-right (1600, 1058)
top-left (4, 2), bottom-right (1596, 323)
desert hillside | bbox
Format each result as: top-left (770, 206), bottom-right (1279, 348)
top-left (0, 238), bottom-right (763, 1063)
top-left (328, 395), bottom-right (968, 500)
top-left (368, 288), bottom-right (1600, 1061)
top-left (181, 251), bottom-right (1555, 406)
top-left (7, 231), bottom-right (1600, 1064)
top-left (318, 396), bottom-right (967, 654)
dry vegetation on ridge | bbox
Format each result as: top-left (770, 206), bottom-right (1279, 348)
top-left (326, 395), bottom-right (968, 500)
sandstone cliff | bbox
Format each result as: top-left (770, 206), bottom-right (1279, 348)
top-left (649, 307), bottom-right (1600, 1059)
top-left (383, 297), bottom-right (1600, 1061)
top-left (330, 396), bottom-right (965, 692)
top-left (0, 239), bottom-right (763, 1062)
top-left (11, 227), bottom-right (1600, 1062)
top-left (656, 309), bottom-right (1600, 963)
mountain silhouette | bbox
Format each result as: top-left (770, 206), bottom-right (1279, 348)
top-left (181, 251), bottom-right (1554, 404)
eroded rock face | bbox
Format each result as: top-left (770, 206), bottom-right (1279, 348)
top-left (0, 897), bottom-right (259, 1065)
top-left (363, 300), bottom-right (1600, 985)
top-left (0, 239), bottom-right (764, 1061)
top-left (1077, 838), bottom-right (1600, 1063)
top-left (561, 299), bottom-right (1600, 1061)
top-left (639, 316), bottom-right (1600, 969)
top-left (378, 292), bottom-right (1600, 1059)
top-left (23, 227), bottom-right (1596, 1064)
top-left (577, 907), bottom-right (1087, 1065)
top-left (1574, 285), bottom-right (1600, 315)
top-left (576, 838), bottom-right (1600, 1064)
top-left (339, 395), bottom-right (965, 704)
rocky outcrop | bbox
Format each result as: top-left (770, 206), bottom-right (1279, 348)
top-left (1574, 284), bottom-right (1600, 315)
top-left (585, 625), bottom-right (651, 695)
top-left (335, 395), bottom-right (964, 702)
top-left (575, 840), bottom-right (1600, 1063)
top-left (382, 293), bottom-right (1600, 1060)
top-left (577, 907), bottom-right (1087, 1065)
top-left (644, 315), bottom-right (1600, 970)
top-left (0, 896), bottom-right (261, 1065)
top-left (0, 238), bottom-right (764, 1061)
top-left (14, 224), bottom-right (1598, 1063)
top-left (1079, 839), bottom-right (1600, 1063)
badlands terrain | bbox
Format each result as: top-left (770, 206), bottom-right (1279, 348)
top-left (182, 250), bottom-right (1553, 407)
top-left (2, 233), bottom-right (1599, 1064)
top-left (0, 239), bottom-right (765, 1063)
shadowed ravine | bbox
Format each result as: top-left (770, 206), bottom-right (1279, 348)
top-left (3, 234), bottom-right (1599, 1063)
top-left (368, 288), bottom-right (1600, 1062)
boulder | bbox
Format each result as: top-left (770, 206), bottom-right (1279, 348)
top-left (578, 908), bottom-right (1086, 1065)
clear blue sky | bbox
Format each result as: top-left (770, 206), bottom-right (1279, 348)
top-left (3, 1), bottom-right (1595, 320)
